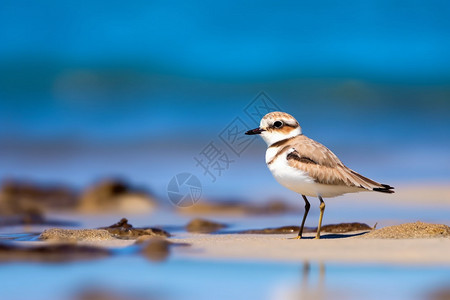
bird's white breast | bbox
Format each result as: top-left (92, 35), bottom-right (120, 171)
top-left (265, 147), bottom-right (362, 197)
top-left (266, 147), bottom-right (318, 197)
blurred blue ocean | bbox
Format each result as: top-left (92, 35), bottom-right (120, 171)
top-left (1, 0), bottom-right (449, 199)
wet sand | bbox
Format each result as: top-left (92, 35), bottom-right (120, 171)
top-left (1, 184), bottom-right (450, 266)
top-left (1, 184), bottom-right (449, 300)
top-left (14, 228), bottom-right (450, 266)
top-left (171, 232), bottom-right (450, 265)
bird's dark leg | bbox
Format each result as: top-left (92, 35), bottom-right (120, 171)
top-left (315, 196), bottom-right (326, 239)
top-left (296, 195), bottom-right (310, 239)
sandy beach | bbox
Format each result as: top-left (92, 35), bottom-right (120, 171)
top-left (171, 232), bottom-right (450, 265)
top-left (11, 220), bottom-right (450, 266)
top-left (1, 185), bottom-right (450, 300)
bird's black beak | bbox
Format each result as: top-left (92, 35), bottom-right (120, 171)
top-left (245, 127), bottom-right (265, 135)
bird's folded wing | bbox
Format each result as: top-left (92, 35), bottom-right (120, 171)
top-left (286, 137), bottom-right (383, 190)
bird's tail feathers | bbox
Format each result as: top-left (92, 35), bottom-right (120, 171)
top-left (349, 170), bottom-right (395, 193)
top-left (373, 184), bottom-right (395, 194)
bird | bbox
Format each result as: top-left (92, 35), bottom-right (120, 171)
top-left (245, 111), bottom-right (394, 239)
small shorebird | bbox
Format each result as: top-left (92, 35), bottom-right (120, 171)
top-left (245, 111), bottom-right (394, 239)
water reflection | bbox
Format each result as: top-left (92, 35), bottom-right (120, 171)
top-left (300, 261), bottom-right (326, 300)
top-left (0, 255), bottom-right (449, 300)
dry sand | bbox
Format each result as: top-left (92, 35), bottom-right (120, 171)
top-left (13, 222), bottom-right (450, 266)
top-left (31, 221), bottom-right (450, 265)
top-left (171, 232), bottom-right (450, 265)
top-left (361, 221), bottom-right (450, 239)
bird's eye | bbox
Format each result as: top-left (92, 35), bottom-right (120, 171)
top-left (273, 121), bottom-right (283, 128)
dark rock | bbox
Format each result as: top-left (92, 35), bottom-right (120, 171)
top-left (0, 216), bottom-right (78, 227)
top-left (240, 223), bottom-right (373, 234)
top-left (186, 218), bottom-right (227, 233)
top-left (38, 218), bottom-right (170, 242)
top-left (0, 243), bottom-right (110, 263)
top-left (321, 222), bottom-right (373, 233)
top-left (0, 211), bottom-right (46, 226)
top-left (99, 218), bottom-right (170, 239)
top-left (240, 225), bottom-right (305, 234)
top-left (179, 199), bottom-right (297, 215)
top-left (427, 287), bottom-right (450, 300)
top-left (141, 237), bottom-right (171, 262)
top-left (78, 179), bottom-right (156, 213)
top-left (0, 179), bottom-right (77, 218)
top-left (77, 288), bottom-right (151, 300)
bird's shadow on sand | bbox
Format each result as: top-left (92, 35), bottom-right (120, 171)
top-left (214, 230), bottom-right (369, 239)
top-left (295, 231), bottom-right (369, 239)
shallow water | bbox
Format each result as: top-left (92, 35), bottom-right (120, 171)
top-left (0, 255), bottom-right (449, 300)
top-left (1, 206), bottom-right (449, 300)
top-left (0, 233), bottom-right (41, 241)
top-left (1, 1), bottom-right (449, 299)
top-left (1, 198), bottom-right (450, 237)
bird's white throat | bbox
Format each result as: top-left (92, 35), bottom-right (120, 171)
top-left (260, 127), bottom-right (301, 147)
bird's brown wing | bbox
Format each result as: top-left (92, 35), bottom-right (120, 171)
top-left (286, 135), bottom-right (394, 192)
